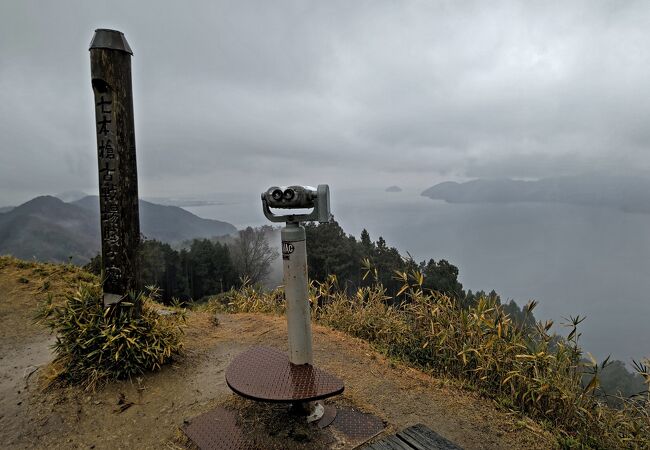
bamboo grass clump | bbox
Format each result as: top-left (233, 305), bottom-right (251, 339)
top-left (36, 284), bottom-right (185, 390)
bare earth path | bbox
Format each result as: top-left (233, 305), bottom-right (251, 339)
top-left (0, 269), bottom-right (55, 447)
top-left (0, 264), bottom-right (556, 449)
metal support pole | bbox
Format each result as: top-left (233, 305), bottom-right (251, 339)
top-left (89, 29), bottom-right (141, 307)
top-left (281, 222), bottom-right (313, 365)
top-left (281, 222), bottom-right (324, 421)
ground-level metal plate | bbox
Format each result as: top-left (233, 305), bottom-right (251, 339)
top-left (317, 404), bottom-right (338, 429)
top-left (182, 407), bottom-right (253, 450)
top-left (330, 406), bottom-right (385, 447)
top-left (225, 346), bottom-right (344, 402)
top-left (183, 404), bottom-right (385, 450)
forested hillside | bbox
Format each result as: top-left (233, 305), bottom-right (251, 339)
top-left (0, 195), bottom-right (236, 264)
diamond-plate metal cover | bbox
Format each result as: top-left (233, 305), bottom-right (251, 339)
top-left (317, 404), bottom-right (338, 429)
top-left (182, 407), bottom-right (254, 450)
top-left (330, 406), bottom-right (385, 447)
top-left (226, 347), bottom-right (344, 402)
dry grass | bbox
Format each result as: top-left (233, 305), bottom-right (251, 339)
top-left (210, 272), bottom-right (650, 449)
top-left (222, 396), bottom-right (333, 449)
top-left (0, 255), bottom-right (97, 301)
top-left (2, 257), bottom-right (551, 449)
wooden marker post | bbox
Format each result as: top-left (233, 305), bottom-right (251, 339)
top-left (89, 29), bottom-right (141, 307)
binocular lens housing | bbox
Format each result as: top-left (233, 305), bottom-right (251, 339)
top-left (264, 186), bottom-right (315, 209)
top-left (262, 184), bottom-right (330, 223)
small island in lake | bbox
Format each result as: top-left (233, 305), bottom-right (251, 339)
top-left (385, 185), bottom-right (402, 192)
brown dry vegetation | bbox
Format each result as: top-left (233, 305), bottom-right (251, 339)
top-left (0, 256), bottom-right (556, 449)
top-left (212, 274), bottom-right (650, 449)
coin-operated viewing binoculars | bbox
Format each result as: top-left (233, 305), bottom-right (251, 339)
top-left (261, 184), bottom-right (331, 367)
top-left (224, 185), bottom-right (341, 424)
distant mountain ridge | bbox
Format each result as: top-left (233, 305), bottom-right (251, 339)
top-left (73, 196), bottom-right (236, 243)
top-left (0, 195), bottom-right (236, 264)
top-left (0, 196), bottom-right (100, 264)
top-left (422, 175), bottom-right (650, 213)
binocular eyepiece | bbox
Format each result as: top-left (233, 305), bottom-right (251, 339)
top-left (261, 184), bottom-right (331, 223)
top-left (265, 186), bottom-right (316, 209)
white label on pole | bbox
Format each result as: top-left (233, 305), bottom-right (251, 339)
top-left (103, 292), bottom-right (122, 306)
top-left (282, 242), bottom-right (295, 260)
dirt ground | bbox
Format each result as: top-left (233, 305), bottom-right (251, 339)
top-left (0, 261), bottom-right (557, 449)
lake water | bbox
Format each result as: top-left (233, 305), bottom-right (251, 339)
top-left (185, 188), bottom-right (650, 365)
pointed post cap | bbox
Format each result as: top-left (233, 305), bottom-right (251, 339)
top-left (89, 29), bottom-right (133, 55)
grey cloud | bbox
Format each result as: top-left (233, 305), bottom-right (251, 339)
top-left (2, 1), bottom-right (650, 204)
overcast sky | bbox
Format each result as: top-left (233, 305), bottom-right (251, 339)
top-left (1, 0), bottom-right (649, 205)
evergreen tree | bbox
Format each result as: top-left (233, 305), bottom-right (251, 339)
top-left (304, 220), bottom-right (361, 290)
top-left (419, 258), bottom-right (464, 299)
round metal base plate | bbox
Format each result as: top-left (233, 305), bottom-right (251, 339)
top-left (225, 346), bottom-right (344, 403)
